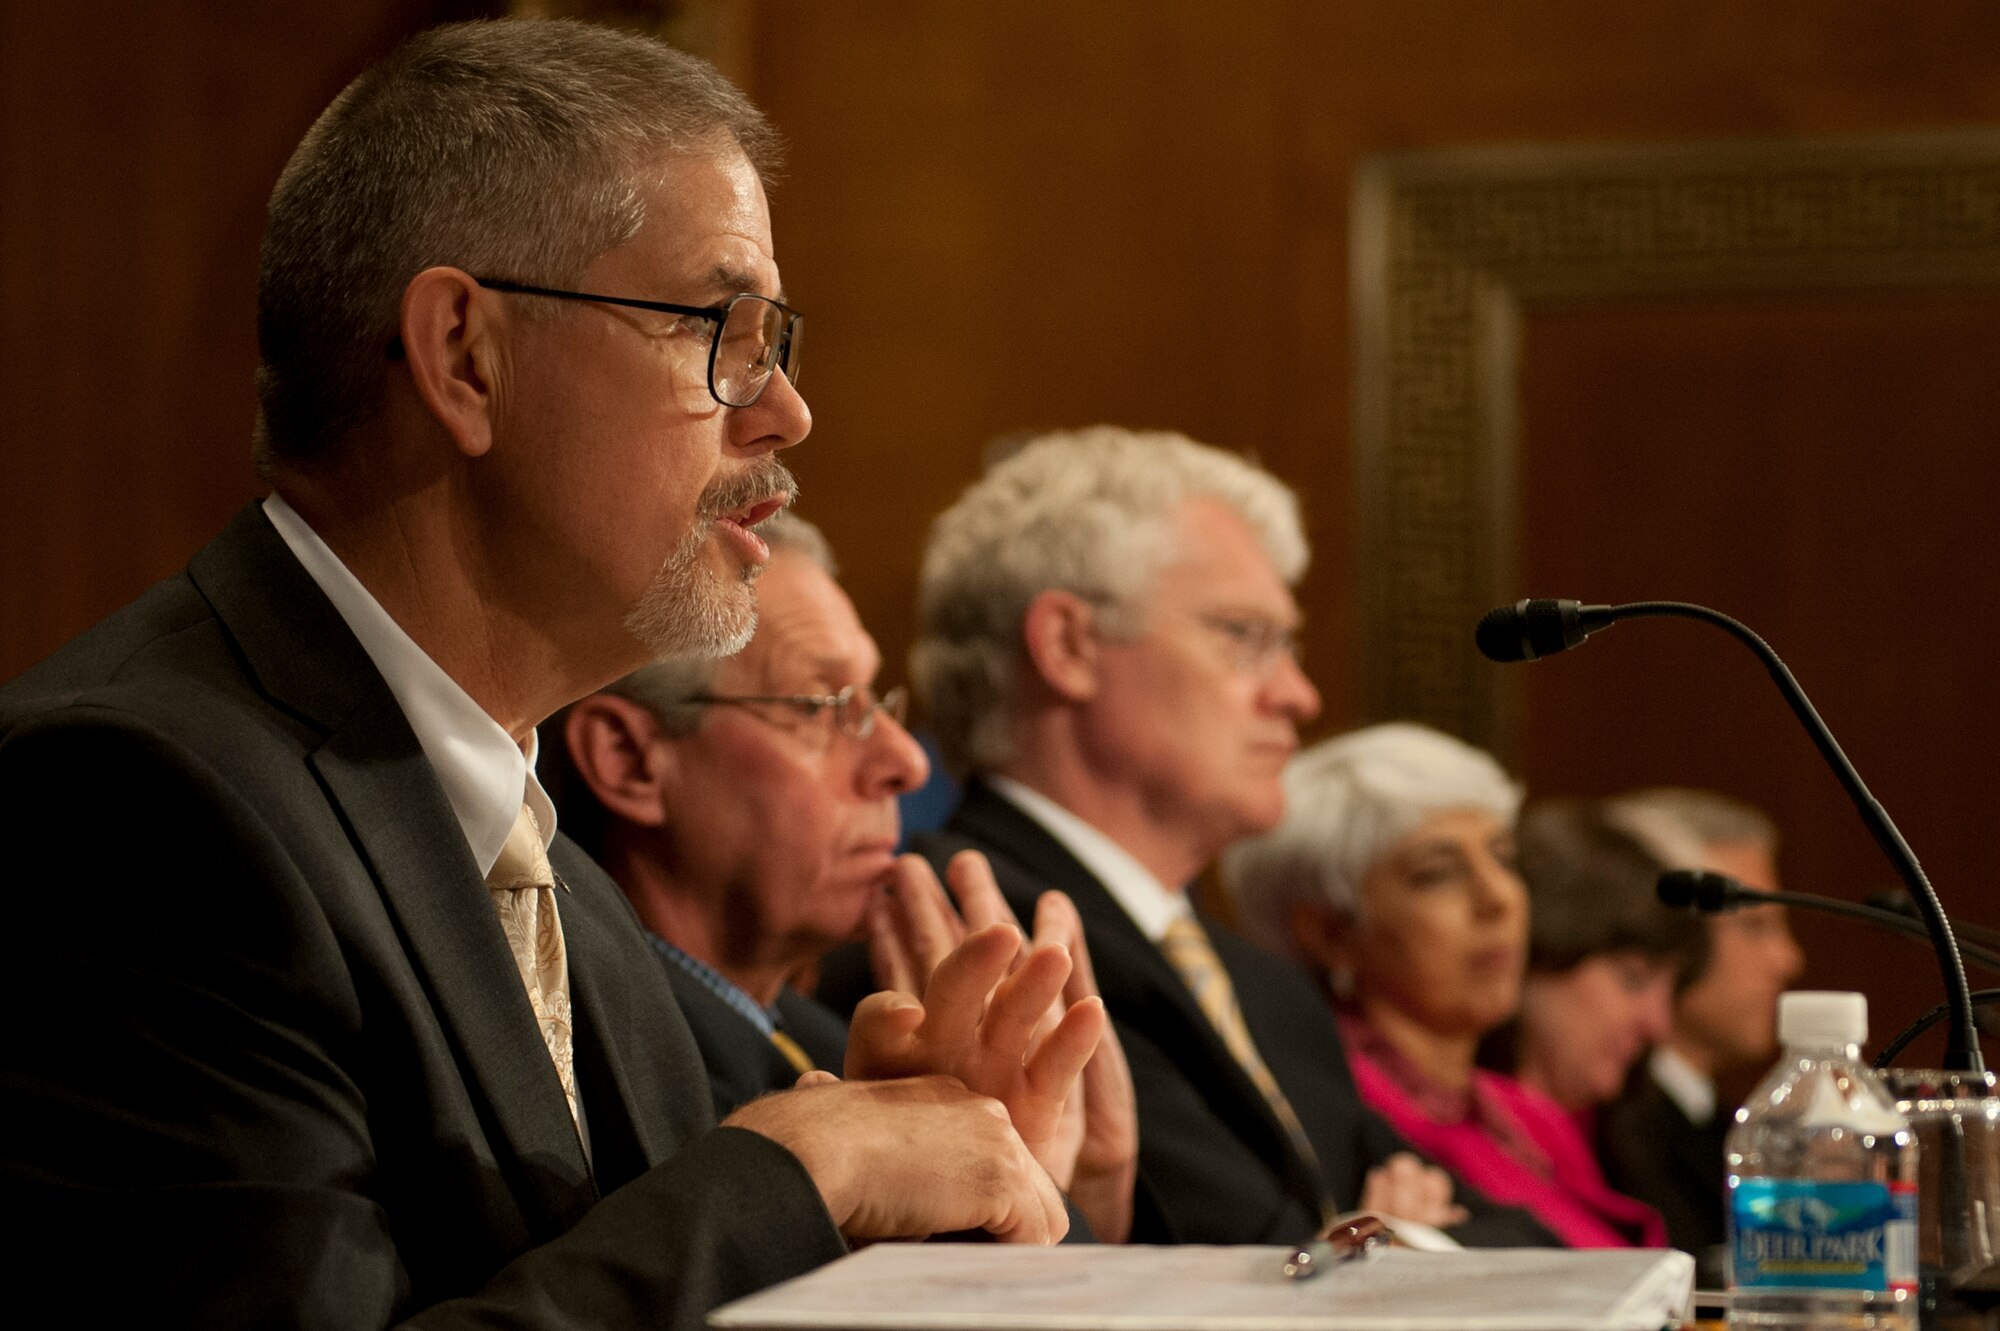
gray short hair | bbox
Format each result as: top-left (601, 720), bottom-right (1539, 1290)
top-left (1604, 786), bottom-right (1778, 861)
top-left (913, 426), bottom-right (1309, 772)
top-left (603, 510), bottom-right (835, 735)
top-left (1220, 723), bottom-right (1523, 956)
top-left (254, 18), bottom-right (779, 470)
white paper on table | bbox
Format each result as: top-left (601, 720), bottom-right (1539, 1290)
top-left (709, 1243), bottom-right (1696, 1331)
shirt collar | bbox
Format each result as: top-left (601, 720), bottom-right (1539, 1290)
top-left (1650, 1043), bottom-right (1717, 1124)
top-left (647, 933), bottom-right (782, 1037)
top-left (262, 493), bottom-right (554, 876)
top-left (986, 774), bottom-right (1189, 941)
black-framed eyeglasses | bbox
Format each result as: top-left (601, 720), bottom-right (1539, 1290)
top-left (691, 683), bottom-right (908, 742)
top-left (474, 277), bottom-right (802, 408)
top-left (1196, 613), bottom-right (1303, 676)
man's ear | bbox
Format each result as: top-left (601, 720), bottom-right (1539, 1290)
top-left (563, 695), bottom-right (678, 829)
top-left (1020, 588), bottom-right (1103, 703)
top-left (398, 266), bottom-right (501, 459)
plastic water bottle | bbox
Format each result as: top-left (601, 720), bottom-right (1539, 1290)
top-left (1727, 991), bottom-right (1918, 1330)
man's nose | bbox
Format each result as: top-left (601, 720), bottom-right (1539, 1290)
top-left (1264, 652), bottom-right (1321, 722)
top-left (856, 709), bottom-right (930, 797)
top-left (732, 362), bottom-right (811, 454)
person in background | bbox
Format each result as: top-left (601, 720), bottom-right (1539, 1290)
top-left (1598, 788), bottom-right (1804, 1272)
top-left (1222, 723), bottom-right (1651, 1247)
top-left (896, 426), bottom-right (1554, 1246)
top-left (550, 511), bottom-right (1138, 1241)
top-left (1490, 800), bottom-right (1707, 1142)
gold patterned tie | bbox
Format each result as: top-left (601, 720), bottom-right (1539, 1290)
top-left (486, 803), bottom-right (579, 1128)
top-left (1159, 914), bottom-right (1336, 1222)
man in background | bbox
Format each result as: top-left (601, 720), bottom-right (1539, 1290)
top-left (1601, 787), bottom-right (1805, 1268)
top-left (902, 425), bottom-right (1554, 1246)
top-left (551, 510), bottom-right (1138, 1241)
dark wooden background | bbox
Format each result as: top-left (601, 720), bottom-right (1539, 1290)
top-left (7, 0), bottom-right (2000, 1068)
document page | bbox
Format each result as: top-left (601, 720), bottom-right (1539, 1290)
top-left (710, 1243), bottom-right (1696, 1331)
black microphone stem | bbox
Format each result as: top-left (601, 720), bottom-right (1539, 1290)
top-left (1739, 889), bottom-right (2000, 976)
top-left (1606, 600), bottom-right (1983, 1073)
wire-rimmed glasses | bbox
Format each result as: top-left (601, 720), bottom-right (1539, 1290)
top-left (474, 277), bottom-right (802, 408)
top-left (691, 683), bottom-right (909, 743)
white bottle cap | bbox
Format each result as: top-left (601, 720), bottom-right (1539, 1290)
top-left (1778, 990), bottom-right (1868, 1047)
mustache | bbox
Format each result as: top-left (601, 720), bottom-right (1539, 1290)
top-left (697, 456), bottom-right (799, 522)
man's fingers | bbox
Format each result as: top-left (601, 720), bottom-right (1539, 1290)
top-left (946, 849), bottom-right (1020, 935)
top-left (888, 854), bottom-right (967, 979)
top-left (843, 990), bottom-right (928, 1080)
top-left (992, 1157), bottom-right (1070, 1245)
top-left (1033, 891), bottom-right (1103, 1005)
top-left (865, 894), bottom-right (919, 996)
top-left (1024, 995), bottom-right (1105, 1101)
top-left (917, 923), bottom-right (1020, 1056)
top-left (980, 942), bottom-right (1072, 1062)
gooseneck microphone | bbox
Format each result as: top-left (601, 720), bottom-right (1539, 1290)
top-left (1657, 870), bottom-right (2000, 975)
top-left (1473, 599), bottom-right (1618, 662)
top-left (1658, 870), bottom-right (2000, 1068)
top-left (1481, 598), bottom-right (1984, 1073)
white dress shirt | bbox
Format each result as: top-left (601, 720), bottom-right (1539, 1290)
top-left (262, 494), bottom-right (555, 874)
top-left (986, 775), bottom-right (1190, 941)
top-left (1650, 1043), bottom-right (1717, 1126)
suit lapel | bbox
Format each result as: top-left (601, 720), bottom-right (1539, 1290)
top-left (555, 839), bottom-right (716, 1181)
top-left (311, 693), bottom-right (596, 1223)
top-left (948, 783), bottom-right (1326, 1200)
top-left (189, 504), bottom-right (595, 1231)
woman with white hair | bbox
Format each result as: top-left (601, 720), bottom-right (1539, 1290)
top-left (1222, 723), bottom-right (1665, 1248)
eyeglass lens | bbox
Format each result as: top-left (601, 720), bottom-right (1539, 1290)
top-left (836, 685), bottom-right (908, 739)
top-left (714, 296), bottom-right (802, 407)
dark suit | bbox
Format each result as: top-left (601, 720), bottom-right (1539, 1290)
top-left (659, 963), bottom-right (850, 1119)
top-left (1600, 1065), bottom-right (1729, 1268)
top-left (0, 506), bottom-right (846, 1328)
top-left (915, 781), bottom-right (1557, 1248)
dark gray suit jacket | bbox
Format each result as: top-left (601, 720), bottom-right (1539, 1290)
top-left (658, 963), bottom-right (850, 1119)
top-left (915, 781), bottom-right (1558, 1248)
top-left (1601, 1064), bottom-right (1729, 1270)
top-left (0, 505), bottom-right (845, 1328)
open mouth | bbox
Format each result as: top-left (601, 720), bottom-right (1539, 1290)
top-left (711, 494), bottom-right (789, 565)
top-left (725, 495), bottom-right (788, 530)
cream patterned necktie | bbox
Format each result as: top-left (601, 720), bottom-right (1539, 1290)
top-left (486, 803), bottom-right (579, 1128)
top-left (1159, 914), bottom-right (1336, 1222)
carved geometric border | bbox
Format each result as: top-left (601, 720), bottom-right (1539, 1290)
top-left (1351, 129), bottom-right (2000, 759)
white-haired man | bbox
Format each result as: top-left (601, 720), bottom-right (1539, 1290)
top-left (1600, 788), bottom-right (1804, 1269)
top-left (0, 23), bottom-right (1084, 1326)
top-left (908, 426), bottom-right (1550, 1245)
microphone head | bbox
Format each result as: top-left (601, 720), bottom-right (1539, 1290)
top-left (1657, 869), bottom-right (1743, 913)
top-left (1656, 870), bottom-right (1699, 910)
top-left (1475, 599), bottom-right (1590, 663)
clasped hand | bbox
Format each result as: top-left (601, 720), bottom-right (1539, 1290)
top-left (724, 852), bottom-right (1115, 1245)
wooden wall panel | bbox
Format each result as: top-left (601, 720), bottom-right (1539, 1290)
top-left (743, 1), bottom-right (2000, 735)
top-left (1518, 291), bottom-right (2000, 1065)
top-left (0, 0), bottom-right (459, 679)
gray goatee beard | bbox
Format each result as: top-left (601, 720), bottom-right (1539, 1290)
top-left (622, 456), bottom-right (799, 660)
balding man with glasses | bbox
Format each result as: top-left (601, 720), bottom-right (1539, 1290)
top-left (551, 513), bottom-right (924, 1108)
top-left (549, 510), bottom-right (1141, 1244)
